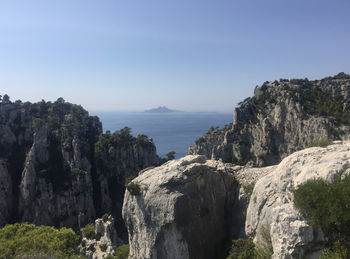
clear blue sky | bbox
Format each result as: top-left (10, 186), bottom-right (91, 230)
top-left (0, 0), bottom-right (349, 111)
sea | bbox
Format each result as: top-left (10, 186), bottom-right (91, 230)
top-left (91, 111), bottom-right (233, 159)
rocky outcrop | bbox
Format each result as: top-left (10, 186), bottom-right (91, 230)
top-left (0, 97), bottom-right (160, 238)
top-left (188, 125), bottom-right (231, 159)
top-left (189, 73), bottom-right (350, 166)
top-left (245, 141), bottom-right (350, 258)
top-left (18, 124), bottom-right (96, 227)
top-left (123, 141), bottom-right (350, 258)
top-left (80, 215), bottom-right (119, 259)
top-left (95, 130), bottom-right (160, 239)
top-left (122, 155), bottom-right (238, 259)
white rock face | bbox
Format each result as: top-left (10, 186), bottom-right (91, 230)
top-left (122, 155), bottom-right (237, 259)
top-left (80, 215), bottom-right (119, 259)
top-left (245, 142), bottom-right (350, 258)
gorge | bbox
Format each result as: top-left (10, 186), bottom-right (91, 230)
top-left (1, 72), bottom-right (350, 258)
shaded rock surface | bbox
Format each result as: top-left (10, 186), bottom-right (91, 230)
top-left (0, 97), bottom-right (160, 239)
top-left (122, 155), bottom-right (238, 259)
top-left (0, 160), bottom-right (12, 226)
top-left (245, 141), bottom-right (350, 258)
top-left (189, 73), bottom-right (350, 166)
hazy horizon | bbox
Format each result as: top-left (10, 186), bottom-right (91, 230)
top-left (1, 0), bottom-right (349, 111)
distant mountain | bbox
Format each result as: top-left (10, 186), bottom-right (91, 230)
top-left (144, 106), bottom-right (181, 113)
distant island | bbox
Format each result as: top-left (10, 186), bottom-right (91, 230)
top-left (144, 106), bottom-right (182, 113)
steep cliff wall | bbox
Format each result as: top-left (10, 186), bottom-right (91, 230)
top-left (189, 72), bottom-right (350, 166)
top-left (0, 97), bottom-right (160, 237)
top-left (94, 129), bottom-right (160, 239)
top-left (123, 142), bottom-right (350, 259)
top-left (122, 155), bottom-right (238, 259)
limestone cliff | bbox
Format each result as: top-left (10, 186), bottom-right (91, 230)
top-left (95, 129), bottom-right (160, 239)
top-left (0, 96), bottom-right (160, 237)
top-left (123, 142), bottom-right (350, 259)
top-left (189, 72), bottom-right (350, 166)
top-left (245, 141), bottom-right (350, 258)
top-left (122, 155), bottom-right (238, 259)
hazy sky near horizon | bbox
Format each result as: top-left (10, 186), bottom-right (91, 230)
top-left (0, 0), bottom-right (349, 111)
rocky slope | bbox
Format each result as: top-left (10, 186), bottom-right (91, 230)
top-left (189, 72), bottom-right (350, 166)
top-left (0, 96), bottom-right (160, 239)
top-left (123, 142), bottom-right (350, 259)
top-left (122, 155), bottom-right (239, 259)
top-left (245, 141), bottom-right (350, 258)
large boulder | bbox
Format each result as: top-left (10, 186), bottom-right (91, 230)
top-left (245, 141), bottom-right (350, 258)
top-left (122, 155), bottom-right (237, 259)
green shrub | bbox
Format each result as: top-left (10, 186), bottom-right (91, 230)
top-left (226, 228), bottom-right (273, 259)
top-left (82, 224), bottom-right (100, 240)
top-left (71, 168), bottom-right (87, 175)
top-left (126, 182), bottom-right (141, 196)
top-left (88, 243), bottom-right (95, 252)
top-left (125, 176), bottom-right (136, 186)
top-left (31, 117), bottom-right (44, 131)
top-left (227, 239), bottom-right (255, 259)
top-left (309, 137), bottom-right (332, 148)
top-left (320, 241), bottom-right (348, 259)
top-left (135, 134), bottom-right (151, 146)
top-left (102, 213), bottom-right (109, 222)
top-left (99, 243), bottom-right (108, 252)
top-left (0, 223), bottom-right (79, 258)
top-left (166, 151), bottom-right (176, 160)
top-left (293, 176), bottom-right (350, 252)
top-left (244, 183), bottom-right (255, 201)
top-left (255, 224), bottom-right (273, 259)
top-left (115, 244), bottom-right (129, 259)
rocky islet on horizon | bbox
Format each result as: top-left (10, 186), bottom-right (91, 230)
top-left (144, 106), bottom-right (182, 113)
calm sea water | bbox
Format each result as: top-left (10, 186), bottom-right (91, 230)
top-left (91, 111), bottom-right (233, 159)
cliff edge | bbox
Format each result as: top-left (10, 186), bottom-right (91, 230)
top-left (189, 72), bottom-right (350, 166)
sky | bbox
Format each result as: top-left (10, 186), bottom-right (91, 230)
top-left (0, 0), bottom-right (349, 111)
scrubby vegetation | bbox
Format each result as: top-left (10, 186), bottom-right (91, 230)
top-left (125, 175), bottom-right (136, 186)
top-left (99, 243), bottom-right (108, 252)
top-left (226, 238), bottom-right (273, 259)
top-left (166, 151), bottom-right (176, 160)
top-left (227, 239), bottom-right (255, 259)
top-left (0, 223), bottom-right (80, 258)
top-left (125, 175), bottom-right (141, 196)
top-left (244, 183), bottom-right (255, 201)
top-left (293, 176), bottom-right (350, 256)
top-left (71, 168), bottom-right (87, 175)
top-left (115, 244), bottom-right (130, 259)
top-left (102, 213), bottom-right (110, 222)
top-left (226, 225), bottom-right (273, 259)
top-left (254, 225), bottom-right (273, 259)
top-left (245, 74), bottom-right (350, 128)
top-left (95, 127), bottom-right (154, 155)
top-left (126, 181), bottom-right (141, 196)
top-left (82, 224), bottom-right (100, 240)
top-left (105, 244), bottom-right (129, 259)
top-left (286, 80), bottom-right (350, 125)
top-left (309, 137), bottom-right (333, 148)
